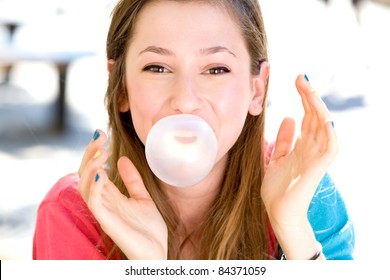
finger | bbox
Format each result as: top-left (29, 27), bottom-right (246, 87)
top-left (90, 170), bottom-right (124, 213)
top-left (295, 76), bottom-right (334, 158)
top-left (299, 121), bottom-right (338, 186)
top-left (295, 75), bottom-right (313, 117)
top-left (295, 76), bottom-right (338, 170)
top-left (88, 171), bottom-right (132, 251)
top-left (78, 129), bottom-right (107, 177)
top-left (271, 117), bottom-right (296, 161)
top-left (78, 148), bottom-right (109, 202)
top-left (322, 120), bottom-right (338, 163)
top-left (295, 75), bottom-right (315, 135)
top-left (296, 75), bottom-right (332, 128)
top-left (118, 156), bottom-right (152, 200)
top-left (88, 169), bottom-right (107, 213)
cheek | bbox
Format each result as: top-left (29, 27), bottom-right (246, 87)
top-left (213, 89), bottom-right (251, 160)
top-left (127, 85), bottom-right (155, 144)
top-left (217, 111), bottom-right (247, 154)
top-left (130, 112), bottom-right (149, 145)
top-left (215, 81), bottom-right (253, 123)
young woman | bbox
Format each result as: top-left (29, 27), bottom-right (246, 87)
top-left (33, 0), bottom-right (354, 260)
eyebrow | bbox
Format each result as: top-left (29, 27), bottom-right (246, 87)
top-left (138, 45), bottom-right (236, 57)
top-left (200, 46), bottom-right (236, 57)
top-left (139, 46), bottom-right (174, 56)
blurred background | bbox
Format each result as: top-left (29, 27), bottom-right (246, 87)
top-left (0, 0), bottom-right (389, 260)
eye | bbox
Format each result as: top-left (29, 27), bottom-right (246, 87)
top-left (143, 65), bottom-right (170, 73)
top-left (204, 66), bottom-right (231, 75)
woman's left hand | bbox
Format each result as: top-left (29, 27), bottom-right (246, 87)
top-left (261, 74), bottom-right (338, 257)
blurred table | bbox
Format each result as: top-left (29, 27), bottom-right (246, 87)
top-left (0, 20), bottom-right (96, 131)
top-left (0, 19), bottom-right (21, 83)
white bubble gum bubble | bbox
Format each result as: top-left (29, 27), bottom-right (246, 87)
top-left (145, 114), bottom-right (217, 188)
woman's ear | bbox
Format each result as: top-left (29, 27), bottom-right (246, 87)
top-left (107, 59), bottom-right (115, 73)
top-left (119, 95), bottom-right (130, 112)
top-left (249, 61), bottom-right (270, 116)
top-left (108, 59), bottom-right (130, 112)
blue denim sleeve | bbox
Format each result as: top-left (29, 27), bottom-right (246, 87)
top-left (308, 173), bottom-right (355, 260)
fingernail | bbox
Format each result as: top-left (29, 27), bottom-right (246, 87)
top-left (331, 121), bottom-right (335, 128)
top-left (93, 150), bottom-right (102, 159)
top-left (304, 74), bottom-right (309, 82)
top-left (313, 91), bottom-right (321, 98)
top-left (93, 130), bottom-right (100, 141)
top-left (95, 173), bottom-right (100, 182)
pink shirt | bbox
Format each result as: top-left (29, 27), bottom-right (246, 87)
top-left (32, 174), bottom-right (115, 260)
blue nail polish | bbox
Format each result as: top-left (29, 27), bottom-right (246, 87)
top-left (304, 74), bottom-right (309, 82)
top-left (93, 130), bottom-right (100, 141)
top-left (331, 121), bottom-right (334, 128)
top-left (95, 173), bottom-right (100, 182)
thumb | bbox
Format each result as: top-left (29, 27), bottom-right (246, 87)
top-left (118, 156), bottom-right (151, 200)
top-left (271, 117), bottom-right (296, 161)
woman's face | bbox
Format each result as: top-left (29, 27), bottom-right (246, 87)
top-left (122, 1), bottom-right (265, 164)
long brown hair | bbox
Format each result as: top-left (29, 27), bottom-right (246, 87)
top-left (104, 0), bottom-right (274, 259)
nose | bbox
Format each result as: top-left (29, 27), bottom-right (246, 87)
top-left (170, 75), bottom-right (202, 114)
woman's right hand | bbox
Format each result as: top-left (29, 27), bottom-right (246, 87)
top-left (77, 130), bottom-right (168, 260)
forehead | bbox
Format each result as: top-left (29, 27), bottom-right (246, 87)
top-left (137, 0), bottom-right (233, 23)
top-left (130, 1), bottom-right (245, 51)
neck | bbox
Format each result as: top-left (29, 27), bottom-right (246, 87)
top-left (161, 157), bottom-right (226, 233)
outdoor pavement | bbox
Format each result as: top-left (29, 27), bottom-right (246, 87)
top-left (1, 0), bottom-right (390, 261)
